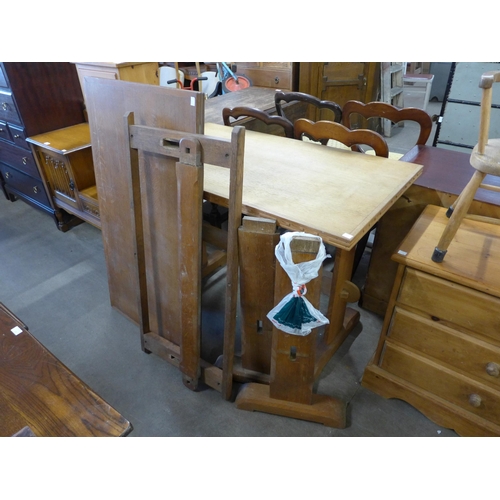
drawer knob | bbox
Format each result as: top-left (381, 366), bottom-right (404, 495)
top-left (468, 393), bottom-right (482, 408)
top-left (5, 171), bottom-right (11, 179)
top-left (33, 186), bottom-right (39, 194)
top-left (485, 362), bottom-right (500, 377)
top-left (14, 134), bottom-right (21, 139)
top-left (22, 157), bottom-right (28, 165)
top-left (1, 102), bottom-right (8, 111)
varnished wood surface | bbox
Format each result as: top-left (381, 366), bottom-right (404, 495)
top-left (341, 101), bottom-right (433, 147)
top-left (2, 63), bottom-right (85, 137)
top-left (404, 145), bottom-right (500, 200)
top-left (362, 205), bottom-right (500, 436)
top-left (269, 236), bottom-right (322, 404)
top-left (363, 145), bottom-right (500, 316)
top-left (205, 87), bottom-right (281, 124)
top-left (235, 382), bottom-right (346, 428)
top-left (0, 304), bottom-right (131, 437)
top-left (204, 122), bottom-right (423, 251)
top-left (238, 217), bottom-right (279, 374)
top-left (294, 118), bottom-right (389, 157)
top-left (26, 123), bottom-right (91, 154)
top-left (393, 204), bottom-right (500, 298)
top-left (86, 78), bottom-right (204, 328)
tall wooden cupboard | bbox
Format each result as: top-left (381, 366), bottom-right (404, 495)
top-left (299, 62), bottom-right (380, 123)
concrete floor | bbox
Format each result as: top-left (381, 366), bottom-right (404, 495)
top-left (0, 96), bottom-right (460, 437)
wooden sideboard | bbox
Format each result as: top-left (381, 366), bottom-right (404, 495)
top-left (362, 205), bottom-right (500, 436)
top-left (0, 62), bottom-right (86, 231)
top-left (234, 62), bottom-right (298, 91)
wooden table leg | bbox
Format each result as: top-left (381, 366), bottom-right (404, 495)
top-left (238, 217), bottom-right (279, 374)
top-left (235, 235), bottom-right (347, 428)
top-left (325, 247), bottom-right (361, 346)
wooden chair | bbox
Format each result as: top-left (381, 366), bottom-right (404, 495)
top-left (294, 118), bottom-right (389, 158)
top-left (432, 70), bottom-right (500, 262)
top-left (341, 100), bottom-right (433, 151)
top-left (222, 106), bottom-right (294, 138)
top-left (294, 118), bottom-right (389, 275)
top-left (125, 113), bottom-right (245, 399)
top-left (274, 91), bottom-right (342, 125)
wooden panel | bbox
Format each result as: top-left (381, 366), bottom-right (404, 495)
top-left (269, 236), bottom-right (323, 404)
top-left (74, 62), bottom-right (159, 103)
top-left (398, 268), bottom-right (500, 344)
top-left (299, 62), bottom-right (380, 109)
top-left (362, 364), bottom-right (500, 437)
top-left (116, 62), bottom-right (159, 85)
top-left (2, 62), bottom-right (85, 136)
top-left (85, 78), bottom-right (204, 331)
top-left (380, 342), bottom-right (500, 426)
top-left (238, 217), bottom-right (280, 374)
top-left (390, 307), bottom-right (500, 388)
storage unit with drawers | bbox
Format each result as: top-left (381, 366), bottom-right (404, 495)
top-left (362, 204), bottom-right (500, 436)
top-left (0, 63), bottom-right (86, 231)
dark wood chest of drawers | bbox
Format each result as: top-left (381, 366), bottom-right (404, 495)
top-left (0, 62), bottom-right (86, 231)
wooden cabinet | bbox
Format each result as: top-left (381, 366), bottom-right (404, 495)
top-left (0, 62), bottom-right (86, 231)
top-left (362, 205), bottom-right (500, 436)
top-left (27, 123), bottom-right (99, 229)
top-left (299, 62), bottom-right (380, 122)
top-left (234, 62), bottom-right (298, 91)
top-left (73, 62), bottom-right (159, 104)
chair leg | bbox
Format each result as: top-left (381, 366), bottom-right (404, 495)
top-left (432, 170), bottom-right (486, 262)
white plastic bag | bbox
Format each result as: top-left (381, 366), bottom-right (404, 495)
top-left (267, 232), bottom-right (330, 336)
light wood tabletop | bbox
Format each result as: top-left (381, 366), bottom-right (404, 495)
top-left (204, 122), bottom-right (423, 251)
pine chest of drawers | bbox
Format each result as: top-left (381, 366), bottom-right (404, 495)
top-left (362, 205), bottom-right (500, 436)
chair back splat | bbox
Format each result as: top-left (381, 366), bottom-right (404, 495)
top-left (294, 117), bottom-right (388, 276)
top-left (274, 91), bottom-right (342, 124)
top-left (294, 118), bottom-right (389, 158)
top-left (342, 100), bottom-right (433, 147)
top-left (222, 106), bottom-right (294, 138)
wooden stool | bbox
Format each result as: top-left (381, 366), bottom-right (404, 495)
top-left (432, 70), bottom-right (500, 263)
